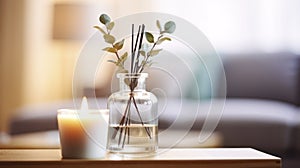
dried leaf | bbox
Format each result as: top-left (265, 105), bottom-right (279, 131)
top-left (106, 22), bottom-right (114, 30)
top-left (124, 78), bottom-right (131, 86)
top-left (103, 34), bottom-right (115, 44)
top-left (120, 52), bottom-right (128, 60)
top-left (145, 32), bottom-right (154, 43)
top-left (164, 21), bottom-right (176, 34)
top-left (99, 14), bottom-right (111, 25)
top-left (149, 49), bottom-right (162, 56)
top-left (113, 39), bottom-right (125, 50)
top-left (93, 26), bottom-right (106, 34)
top-left (102, 47), bottom-right (117, 53)
top-left (157, 37), bottom-right (171, 45)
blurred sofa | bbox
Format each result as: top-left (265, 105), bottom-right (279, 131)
top-left (9, 52), bottom-right (300, 168)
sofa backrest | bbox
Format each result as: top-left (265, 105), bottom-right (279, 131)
top-left (222, 52), bottom-right (300, 105)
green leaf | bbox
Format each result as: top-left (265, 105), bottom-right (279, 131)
top-left (113, 39), bottom-right (125, 50)
top-left (164, 21), bottom-right (176, 33)
top-left (145, 32), bottom-right (154, 43)
top-left (99, 14), bottom-right (111, 25)
top-left (102, 47), bottom-right (117, 53)
top-left (93, 26), bottom-right (106, 34)
top-left (149, 49), bottom-right (162, 56)
top-left (156, 20), bottom-right (162, 32)
top-left (103, 34), bottom-right (115, 44)
top-left (157, 37), bottom-right (171, 45)
top-left (106, 22), bottom-right (114, 30)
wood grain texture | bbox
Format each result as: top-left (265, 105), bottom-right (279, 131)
top-left (0, 148), bottom-right (281, 168)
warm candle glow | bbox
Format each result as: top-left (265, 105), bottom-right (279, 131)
top-left (57, 97), bottom-right (109, 158)
top-left (80, 96), bottom-right (88, 112)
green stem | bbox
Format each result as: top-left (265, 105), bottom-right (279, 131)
top-left (138, 35), bottom-right (163, 73)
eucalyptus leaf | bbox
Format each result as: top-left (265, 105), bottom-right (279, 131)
top-left (106, 22), bottom-right (115, 30)
top-left (103, 34), bottom-right (115, 44)
top-left (113, 39), bottom-right (125, 50)
top-left (107, 60), bottom-right (117, 64)
top-left (145, 32), bottom-right (154, 43)
top-left (157, 37), bottom-right (171, 45)
top-left (141, 60), bottom-right (147, 66)
top-left (116, 52), bottom-right (128, 66)
top-left (120, 52), bottom-right (128, 60)
top-left (156, 20), bottom-right (162, 32)
top-left (93, 26), bottom-right (106, 34)
top-left (140, 50), bottom-right (146, 56)
top-left (164, 21), bottom-right (176, 33)
top-left (124, 78), bottom-right (131, 86)
top-left (99, 14), bottom-right (111, 25)
top-left (102, 47), bottom-right (117, 53)
top-left (149, 49), bottom-right (162, 56)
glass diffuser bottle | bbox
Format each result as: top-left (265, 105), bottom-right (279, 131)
top-left (107, 73), bottom-right (158, 154)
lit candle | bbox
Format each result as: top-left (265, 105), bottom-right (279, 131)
top-left (57, 97), bottom-right (109, 159)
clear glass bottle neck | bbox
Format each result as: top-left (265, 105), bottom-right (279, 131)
top-left (118, 73), bottom-right (148, 91)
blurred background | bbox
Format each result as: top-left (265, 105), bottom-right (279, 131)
top-left (1, 0), bottom-right (300, 139)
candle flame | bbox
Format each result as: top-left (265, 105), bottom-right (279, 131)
top-left (80, 96), bottom-right (89, 112)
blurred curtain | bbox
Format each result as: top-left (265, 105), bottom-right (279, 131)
top-left (0, 0), bottom-right (25, 133)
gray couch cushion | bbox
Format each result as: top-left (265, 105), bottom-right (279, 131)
top-left (293, 112), bottom-right (300, 152)
top-left (9, 99), bottom-right (107, 135)
top-left (158, 98), bottom-right (297, 154)
top-left (9, 101), bottom-right (73, 134)
top-left (222, 52), bottom-right (300, 105)
top-left (216, 99), bottom-right (296, 154)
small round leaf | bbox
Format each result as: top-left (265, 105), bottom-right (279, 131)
top-left (106, 22), bottom-right (114, 30)
top-left (164, 21), bottom-right (176, 34)
top-left (139, 50), bottom-right (146, 56)
top-left (103, 34), bottom-right (115, 44)
top-left (99, 14), bottom-right (111, 25)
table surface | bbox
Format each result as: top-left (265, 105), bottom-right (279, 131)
top-left (0, 130), bottom-right (222, 149)
top-left (0, 148), bottom-right (281, 168)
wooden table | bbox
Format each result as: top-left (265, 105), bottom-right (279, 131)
top-left (0, 148), bottom-right (280, 168)
top-left (0, 130), bottom-right (222, 149)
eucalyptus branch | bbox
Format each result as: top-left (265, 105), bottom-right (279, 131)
top-left (95, 14), bottom-right (176, 147)
top-left (138, 34), bottom-right (163, 73)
